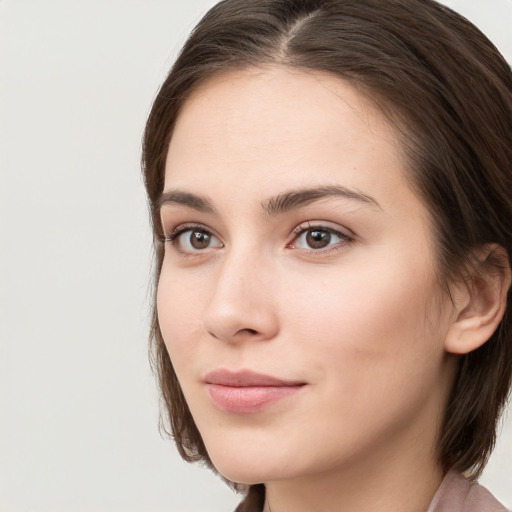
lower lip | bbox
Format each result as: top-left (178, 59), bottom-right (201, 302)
top-left (206, 384), bottom-right (304, 414)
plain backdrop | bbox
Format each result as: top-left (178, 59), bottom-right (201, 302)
top-left (1, 1), bottom-right (511, 511)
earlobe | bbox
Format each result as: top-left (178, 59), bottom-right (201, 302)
top-left (444, 244), bottom-right (511, 355)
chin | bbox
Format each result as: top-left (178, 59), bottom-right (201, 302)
top-left (205, 438), bottom-right (297, 485)
top-left (208, 448), bottom-right (278, 485)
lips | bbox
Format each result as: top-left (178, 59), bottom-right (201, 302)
top-left (204, 369), bottom-right (306, 414)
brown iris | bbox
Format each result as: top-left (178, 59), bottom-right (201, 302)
top-left (190, 230), bottom-right (211, 249)
top-left (306, 229), bottom-right (331, 249)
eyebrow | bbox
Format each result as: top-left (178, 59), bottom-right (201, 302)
top-left (157, 185), bottom-right (380, 215)
top-left (158, 189), bottom-right (217, 214)
top-left (262, 185), bottom-right (381, 215)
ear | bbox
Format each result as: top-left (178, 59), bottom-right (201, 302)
top-left (444, 244), bottom-right (511, 355)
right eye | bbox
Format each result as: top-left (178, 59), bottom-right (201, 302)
top-left (166, 226), bottom-right (223, 254)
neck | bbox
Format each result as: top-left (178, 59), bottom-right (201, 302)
top-left (264, 461), bottom-right (443, 512)
top-left (262, 418), bottom-right (445, 512)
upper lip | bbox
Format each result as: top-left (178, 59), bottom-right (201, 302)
top-left (204, 369), bottom-right (305, 387)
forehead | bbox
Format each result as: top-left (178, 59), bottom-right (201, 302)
top-left (163, 65), bottom-right (417, 217)
top-left (168, 65), bottom-right (398, 162)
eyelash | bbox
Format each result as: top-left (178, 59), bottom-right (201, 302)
top-left (164, 222), bottom-right (353, 256)
top-left (165, 223), bottom-right (222, 256)
top-left (288, 223), bottom-right (353, 254)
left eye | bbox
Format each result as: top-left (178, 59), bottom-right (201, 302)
top-left (293, 227), bottom-right (348, 250)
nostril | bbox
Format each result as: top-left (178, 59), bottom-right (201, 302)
top-left (203, 303), bottom-right (279, 342)
top-left (207, 327), bottom-right (258, 341)
top-left (208, 330), bottom-right (221, 341)
top-left (236, 328), bottom-right (259, 337)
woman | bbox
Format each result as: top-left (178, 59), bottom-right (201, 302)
top-left (142, 1), bottom-right (512, 510)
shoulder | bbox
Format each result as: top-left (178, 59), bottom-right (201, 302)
top-left (428, 471), bottom-right (509, 512)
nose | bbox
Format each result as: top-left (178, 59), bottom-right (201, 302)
top-left (202, 250), bottom-right (280, 344)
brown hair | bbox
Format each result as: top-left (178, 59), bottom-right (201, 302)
top-left (142, 0), bottom-right (512, 481)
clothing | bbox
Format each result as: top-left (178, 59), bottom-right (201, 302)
top-left (235, 471), bottom-right (510, 512)
top-left (427, 471), bottom-right (509, 512)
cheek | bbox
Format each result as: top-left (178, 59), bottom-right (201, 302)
top-left (273, 260), bottom-right (448, 459)
top-left (156, 268), bottom-right (205, 365)
top-left (282, 251), bottom-right (445, 392)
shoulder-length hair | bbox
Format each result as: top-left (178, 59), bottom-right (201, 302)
top-left (142, 0), bottom-right (512, 480)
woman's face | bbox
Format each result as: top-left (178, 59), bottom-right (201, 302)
top-left (157, 66), bottom-right (457, 484)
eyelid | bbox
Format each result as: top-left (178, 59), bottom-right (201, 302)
top-left (164, 223), bottom-right (223, 254)
top-left (164, 222), bottom-right (215, 240)
top-left (287, 221), bottom-right (355, 253)
top-left (290, 221), bottom-right (354, 239)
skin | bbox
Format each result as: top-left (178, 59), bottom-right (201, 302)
top-left (157, 66), bottom-right (462, 512)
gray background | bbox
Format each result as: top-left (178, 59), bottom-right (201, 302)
top-left (1, 1), bottom-right (510, 511)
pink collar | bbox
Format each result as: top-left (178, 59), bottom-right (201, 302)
top-left (427, 471), bottom-right (509, 512)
